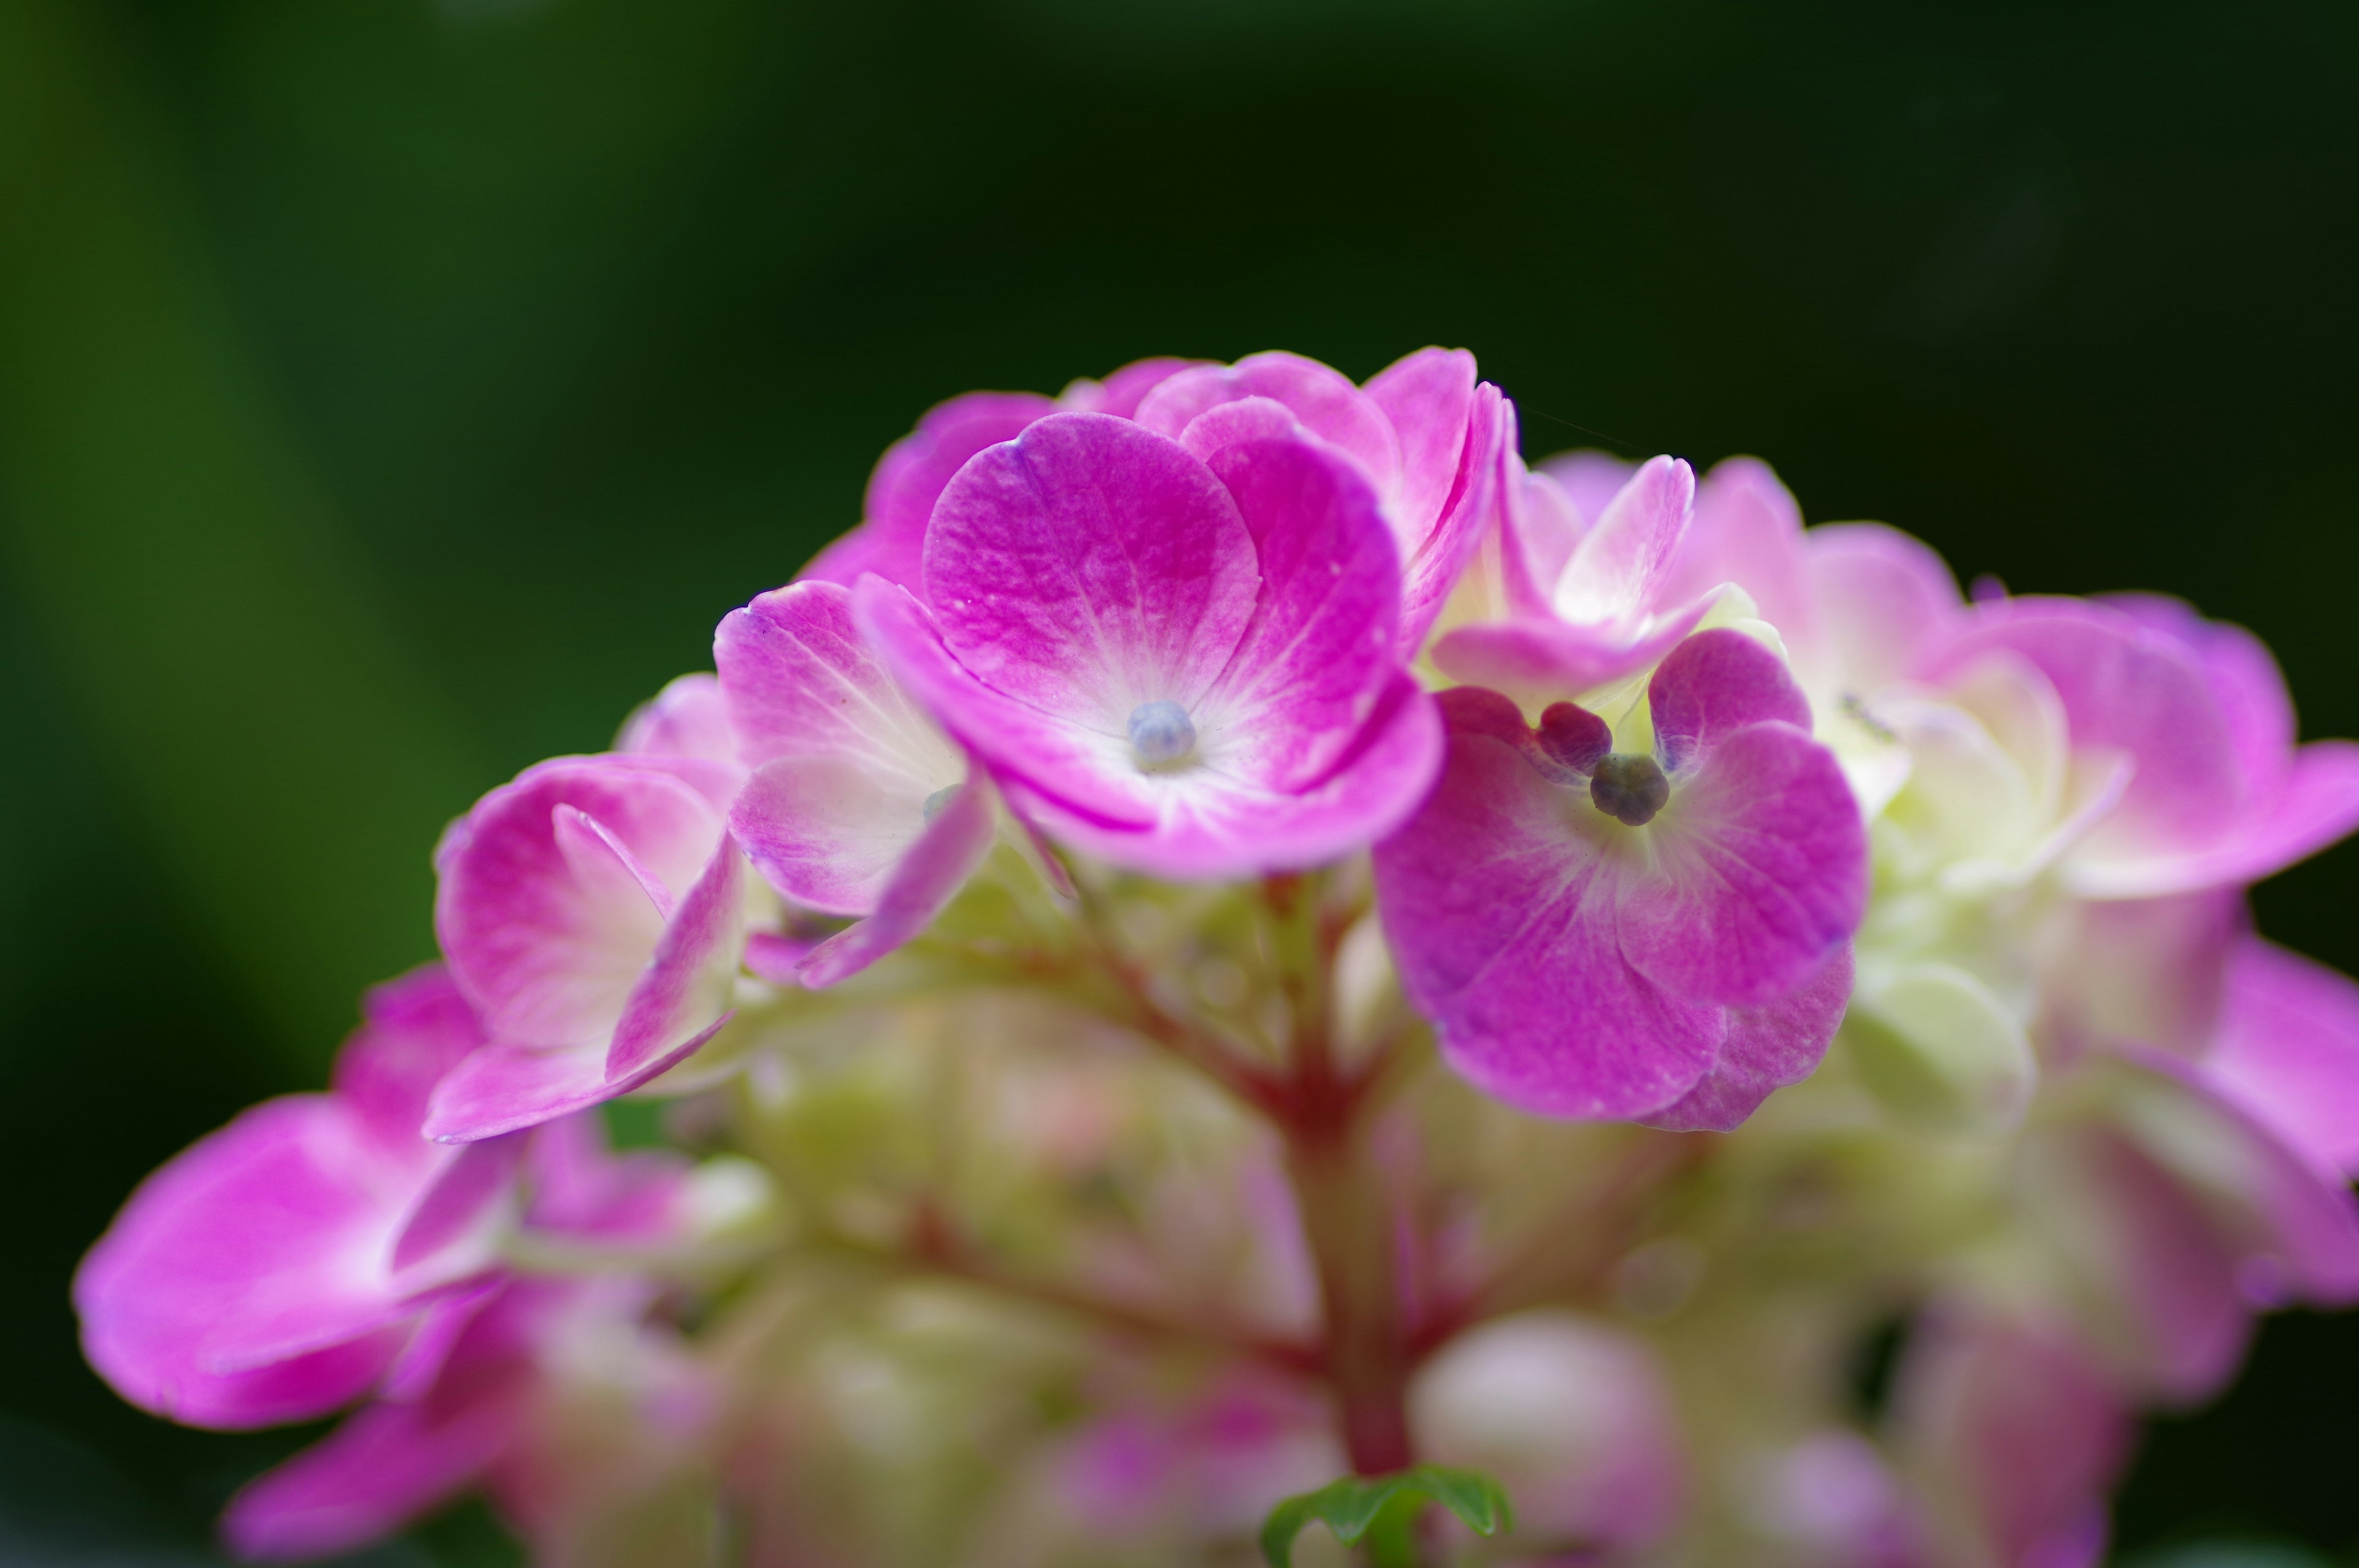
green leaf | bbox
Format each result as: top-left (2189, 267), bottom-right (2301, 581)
top-left (1259, 1465), bottom-right (1515, 1566)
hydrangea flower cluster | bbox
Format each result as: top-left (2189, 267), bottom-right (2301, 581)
top-left (79, 348), bottom-right (2359, 1567)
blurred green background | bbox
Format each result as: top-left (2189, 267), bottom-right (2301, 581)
top-left (2, 0), bottom-right (2357, 1561)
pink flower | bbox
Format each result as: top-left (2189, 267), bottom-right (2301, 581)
top-left (1919, 593), bottom-right (2359, 898)
top-left (860, 412), bottom-right (1444, 878)
top-left (1438, 453), bottom-right (1724, 699)
top-left (427, 750), bottom-right (750, 1141)
top-left (74, 967), bottom-right (517, 1431)
top-left (1373, 629), bottom-right (1865, 1124)
top-left (218, 1115), bottom-right (711, 1562)
top-left (1892, 1306), bottom-right (2133, 1568)
top-left (807, 349), bottom-right (1504, 657)
top-left (713, 579), bottom-right (997, 988)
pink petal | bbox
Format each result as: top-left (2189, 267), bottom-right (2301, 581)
top-left (1498, 449), bottom-right (1587, 618)
top-left (606, 835), bottom-right (746, 1081)
top-left (2067, 739), bottom-right (2359, 897)
top-left (2205, 937), bottom-right (2359, 1176)
top-left (1801, 523), bottom-right (1963, 692)
top-left (1056, 356), bottom-right (1205, 418)
top-left (1395, 381), bottom-right (1504, 657)
top-left (797, 769), bottom-right (998, 987)
top-left (1642, 946), bottom-right (1855, 1131)
top-left (1432, 592), bottom-right (1715, 704)
top-left (729, 754), bottom-right (934, 915)
top-left (222, 1392), bottom-right (519, 1562)
top-left (1010, 669), bottom-right (1442, 881)
top-left (436, 758), bottom-right (726, 1055)
top-left (716, 580), bottom-right (957, 777)
top-left (1363, 346), bottom-right (1477, 542)
top-left (523, 1113), bottom-right (694, 1242)
top-left (1656, 456), bottom-right (1817, 648)
top-left (331, 965), bottom-right (488, 1160)
top-left (1133, 351), bottom-right (1402, 498)
top-left (1171, 395), bottom-right (1305, 466)
top-left (615, 673), bottom-right (740, 775)
top-left (1625, 720), bottom-right (1867, 1005)
top-left (2100, 593), bottom-right (2294, 795)
top-left (1921, 598), bottom-right (2245, 872)
top-left (1197, 432), bottom-right (1403, 791)
top-left (1649, 626), bottom-right (1818, 772)
top-left (421, 1012), bottom-right (727, 1145)
top-left (802, 389), bottom-right (1058, 595)
top-left (1550, 454), bottom-right (1692, 626)
top-left (1536, 448), bottom-right (1637, 526)
top-left (923, 412), bottom-right (1261, 723)
top-left (1372, 691), bottom-right (1723, 1118)
top-left (74, 1097), bottom-right (432, 1427)
top-left (391, 1134), bottom-right (526, 1273)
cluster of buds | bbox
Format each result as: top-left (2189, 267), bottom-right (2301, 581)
top-left (77, 349), bottom-right (2359, 1567)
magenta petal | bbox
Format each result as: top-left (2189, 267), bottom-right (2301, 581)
top-left (422, 1015), bottom-right (723, 1145)
top-left (1363, 346), bottom-right (1477, 540)
top-left (2070, 739), bottom-right (2359, 897)
top-left (616, 673), bottom-right (739, 776)
top-left (804, 389), bottom-right (1058, 595)
top-left (1172, 395), bottom-right (1311, 466)
top-left (716, 580), bottom-right (957, 779)
top-left (859, 577), bottom-right (1158, 828)
top-left (1395, 382), bottom-right (1504, 657)
top-left (1497, 451), bottom-right (1586, 618)
top-left (332, 965), bottom-right (488, 1158)
top-left (607, 837), bottom-right (745, 1082)
top-left (1626, 721), bottom-right (1867, 1005)
top-left (1372, 702), bottom-right (1723, 1118)
top-left (2101, 593), bottom-right (2294, 794)
top-left (1656, 457), bottom-right (1816, 645)
top-left (392, 1135), bottom-right (526, 1273)
top-left (924, 412), bottom-right (1262, 721)
top-left (1642, 947), bottom-right (1854, 1132)
top-left (2206, 938), bottom-right (2359, 1176)
top-left (1922, 598), bottom-right (2244, 864)
top-left (798, 770), bottom-right (997, 988)
top-left (1057, 356), bottom-right (1204, 418)
top-left (1649, 628), bottom-right (1815, 773)
top-left (1012, 669), bottom-right (1442, 880)
top-left (223, 1392), bottom-right (517, 1562)
top-left (1433, 595), bottom-right (1714, 701)
top-left (1198, 433), bottom-right (1402, 790)
top-left (1133, 351), bottom-right (1402, 497)
top-left (1550, 455), bottom-right (1694, 626)
top-left (1799, 523), bottom-right (1963, 690)
top-left (74, 1097), bottom-right (426, 1427)
top-left (437, 759), bottom-right (726, 1054)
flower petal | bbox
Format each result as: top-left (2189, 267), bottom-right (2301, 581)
top-left (1551, 455), bottom-right (1693, 628)
top-left (331, 965), bottom-right (488, 1161)
top-left (1372, 692), bottom-right (1723, 1118)
top-left (1056, 356), bottom-right (1204, 418)
top-left (436, 759), bottom-right (726, 1054)
top-left (1395, 382), bottom-right (1504, 657)
top-left (924, 412), bottom-right (1261, 724)
top-left (1642, 946), bottom-right (1853, 1131)
top-left (1133, 351), bottom-right (1402, 498)
top-left (1648, 627), bottom-right (1816, 772)
top-left (800, 389), bottom-right (1057, 593)
top-left (1800, 523), bottom-right (1962, 693)
top-left (1624, 719), bottom-right (1867, 1006)
top-left (2204, 938), bottom-right (2359, 1177)
top-left (1432, 595), bottom-right (1715, 706)
top-left (797, 769), bottom-right (998, 987)
top-left (74, 1096), bottom-right (430, 1427)
top-left (1363, 346), bottom-right (1476, 540)
top-left (606, 836), bottom-right (746, 1082)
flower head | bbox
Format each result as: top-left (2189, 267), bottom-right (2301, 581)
top-left (862, 412), bottom-right (1444, 878)
top-left (1375, 628), bottom-right (1866, 1123)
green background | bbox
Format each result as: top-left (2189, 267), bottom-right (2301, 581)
top-left (2, 0), bottom-right (2355, 1561)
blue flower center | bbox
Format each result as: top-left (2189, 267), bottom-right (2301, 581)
top-left (1127, 700), bottom-right (1198, 768)
top-left (1590, 753), bottom-right (1669, 827)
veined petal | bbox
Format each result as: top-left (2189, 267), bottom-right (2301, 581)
top-left (924, 413), bottom-right (1261, 724)
top-left (1649, 626), bottom-right (1815, 773)
top-left (1134, 351), bottom-right (1402, 498)
top-left (1551, 455), bottom-right (1694, 628)
top-left (729, 753), bottom-right (936, 915)
top-left (1364, 346), bottom-right (1477, 540)
top-left (1642, 947), bottom-right (1853, 1131)
top-left (1372, 695), bottom-right (1723, 1118)
top-left (1198, 433), bottom-right (1403, 792)
top-left (1011, 670), bottom-right (1441, 880)
top-left (716, 579), bottom-right (963, 779)
top-left (1624, 719), bottom-right (1867, 1006)
top-left (74, 1097), bottom-right (434, 1428)
top-left (802, 389), bottom-right (1058, 594)
top-left (436, 759), bottom-right (726, 1055)
top-left (798, 770), bottom-right (998, 986)
top-left (1396, 382), bottom-right (1504, 657)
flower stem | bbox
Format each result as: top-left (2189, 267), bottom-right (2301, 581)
top-left (1288, 1120), bottom-right (1416, 1475)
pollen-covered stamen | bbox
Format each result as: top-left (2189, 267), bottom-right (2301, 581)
top-left (920, 785), bottom-right (958, 823)
top-left (1590, 752), bottom-right (1670, 827)
top-left (1127, 700), bottom-right (1198, 769)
